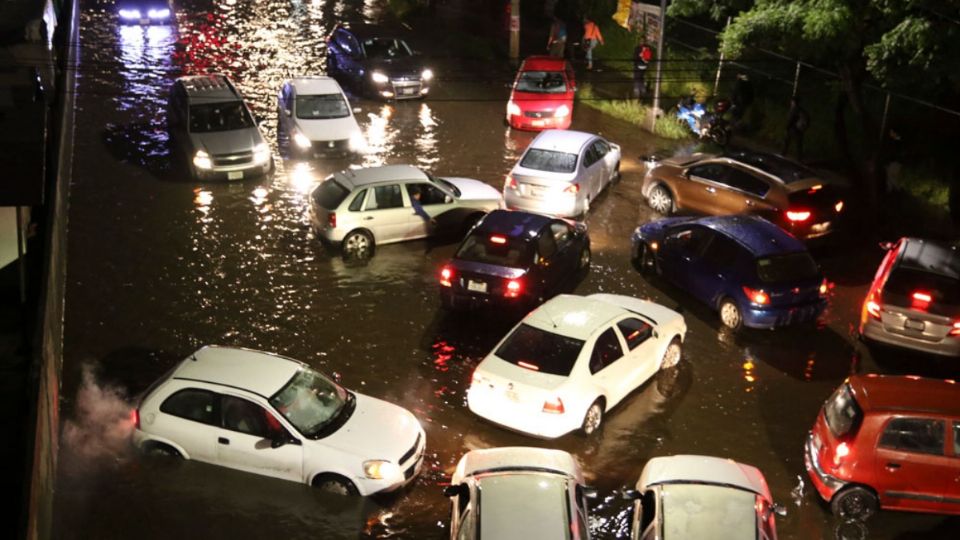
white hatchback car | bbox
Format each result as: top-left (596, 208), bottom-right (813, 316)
top-left (625, 455), bottom-right (783, 540)
top-left (467, 293), bottom-right (686, 439)
top-left (132, 346), bottom-right (426, 496)
top-left (309, 164), bottom-right (503, 255)
top-left (504, 129), bottom-right (621, 218)
top-left (277, 77), bottom-right (365, 157)
top-left (445, 446), bottom-right (595, 540)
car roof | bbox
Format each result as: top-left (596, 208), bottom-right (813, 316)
top-left (171, 346), bottom-right (301, 398)
top-left (333, 164), bottom-right (428, 190)
top-left (337, 23), bottom-right (407, 40)
top-left (474, 210), bottom-right (552, 239)
top-left (848, 374), bottom-right (960, 417)
top-left (286, 77), bottom-right (344, 95)
top-left (695, 215), bottom-right (807, 257)
top-left (477, 473), bottom-right (571, 540)
top-left (176, 74), bottom-right (239, 101)
top-left (638, 455), bottom-right (770, 499)
top-left (722, 149), bottom-right (820, 185)
top-left (528, 129), bottom-right (596, 155)
top-left (524, 294), bottom-right (628, 341)
top-left (897, 238), bottom-right (960, 280)
top-left (521, 55), bottom-right (568, 71)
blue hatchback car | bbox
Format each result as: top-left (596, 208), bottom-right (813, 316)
top-left (631, 215), bottom-right (827, 330)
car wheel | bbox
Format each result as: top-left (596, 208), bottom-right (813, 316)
top-left (661, 338), bottom-right (682, 369)
top-left (632, 242), bottom-right (657, 275)
top-left (719, 298), bottom-right (743, 331)
top-left (647, 185), bottom-right (674, 215)
top-left (580, 399), bottom-right (604, 436)
top-left (313, 474), bottom-right (359, 496)
top-left (143, 442), bottom-right (182, 459)
top-left (831, 486), bottom-right (878, 521)
top-left (578, 245), bottom-right (591, 270)
top-left (612, 161), bottom-right (621, 183)
top-left (342, 229), bottom-right (374, 258)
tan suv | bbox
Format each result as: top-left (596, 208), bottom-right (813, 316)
top-left (642, 150), bottom-right (844, 241)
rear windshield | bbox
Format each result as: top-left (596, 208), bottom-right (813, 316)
top-left (756, 252), bottom-right (819, 283)
top-left (515, 71), bottom-right (567, 94)
top-left (884, 267), bottom-right (960, 316)
top-left (312, 179), bottom-right (350, 210)
top-left (824, 383), bottom-right (862, 438)
top-left (189, 102), bottom-right (254, 133)
top-left (456, 234), bottom-right (534, 268)
top-left (787, 184), bottom-right (840, 212)
top-left (520, 149), bottom-right (577, 173)
top-left (495, 324), bottom-right (584, 376)
top-left (296, 94), bottom-right (349, 120)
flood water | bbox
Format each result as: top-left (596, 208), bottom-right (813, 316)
top-left (53, 1), bottom-right (960, 538)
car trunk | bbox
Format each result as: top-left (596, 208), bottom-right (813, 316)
top-left (754, 252), bottom-right (824, 307)
top-left (474, 358), bottom-right (567, 414)
top-left (878, 267), bottom-right (960, 342)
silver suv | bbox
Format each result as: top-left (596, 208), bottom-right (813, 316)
top-left (309, 165), bottom-right (502, 255)
top-left (168, 74), bottom-right (273, 180)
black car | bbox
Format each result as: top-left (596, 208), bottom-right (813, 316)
top-left (326, 23), bottom-right (433, 100)
top-left (439, 210), bottom-right (590, 311)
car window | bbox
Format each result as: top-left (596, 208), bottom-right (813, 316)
top-left (700, 233), bottom-right (744, 269)
top-left (756, 252), bottom-right (819, 283)
top-left (824, 383), bottom-right (862, 438)
top-left (515, 70), bottom-right (567, 94)
top-left (221, 395), bottom-right (284, 438)
top-left (582, 144), bottom-right (601, 168)
top-left (589, 328), bottom-right (624, 374)
top-left (722, 167), bottom-right (771, 197)
top-left (538, 231), bottom-right (558, 259)
top-left (664, 226), bottom-right (712, 257)
top-left (455, 233), bottom-right (534, 268)
top-left (640, 489), bottom-right (657, 534)
top-left (348, 189), bottom-right (367, 212)
top-left (363, 37), bottom-right (412, 59)
top-left (687, 163), bottom-right (726, 182)
top-left (883, 266), bottom-right (960, 316)
top-left (160, 389), bottom-right (218, 425)
top-left (335, 30), bottom-right (356, 55)
top-left (879, 417), bottom-right (945, 456)
top-left (367, 184), bottom-right (404, 210)
top-left (189, 101), bottom-right (254, 133)
top-left (520, 148), bottom-right (578, 173)
top-left (616, 318), bottom-right (653, 350)
top-left (595, 139), bottom-right (610, 155)
top-left (295, 94), bottom-right (349, 120)
top-left (550, 221), bottom-right (573, 249)
top-left (406, 183), bottom-right (447, 205)
top-left (313, 179), bottom-right (350, 210)
top-left (495, 323), bottom-right (585, 376)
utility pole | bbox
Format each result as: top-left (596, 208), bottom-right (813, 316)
top-left (650, 0), bottom-right (667, 131)
top-left (510, 0), bottom-right (520, 65)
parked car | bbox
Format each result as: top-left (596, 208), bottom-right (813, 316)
top-left (439, 209), bottom-right (590, 311)
top-left (506, 56), bottom-right (576, 131)
top-left (859, 237), bottom-right (960, 358)
top-left (631, 215), bottom-right (828, 330)
top-left (117, 0), bottom-right (172, 24)
top-left (625, 455), bottom-right (783, 540)
top-left (167, 74), bottom-right (273, 181)
top-left (309, 164), bottom-right (502, 256)
top-left (326, 23), bottom-right (433, 100)
top-left (277, 77), bottom-right (365, 157)
top-left (467, 293), bottom-right (686, 438)
top-left (132, 345), bottom-right (426, 496)
top-left (505, 130), bottom-right (620, 218)
top-left (805, 374), bottom-right (960, 520)
top-left (641, 150), bottom-right (845, 242)
top-left (444, 446), bottom-right (595, 540)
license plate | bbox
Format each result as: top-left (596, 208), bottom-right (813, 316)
top-left (529, 186), bottom-right (546, 198)
top-left (532, 120), bottom-right (545, 127)
top-left (904, 319), bottom-right (925, 331)
top-left (227, 171), bottom-right (243, 180)
top-left (401, 87), bottom-right (416, 95)
top-left (467, 280), bottom-right (487, 293)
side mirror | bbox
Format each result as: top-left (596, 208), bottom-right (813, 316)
top-left (270, 437), bottom-right (287, 449)
top-left (622, 488), bottom-right (641, 500)
top-left (444, 195), bottom-right (453, 204)
top-left (582, 486), bottom-right (599, 499)
top-left (443, 484), bottom-right (466, 498)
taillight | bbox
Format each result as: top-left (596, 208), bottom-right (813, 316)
top-left (542, 396), bottom-right (564, 414)
top-left (911, 291), bottom-right (932, 310)
top-left (504, 279), bottom-right (522, 298)
top-left (742, 286), bottom-right (769, 305)
top-left (132, 408), bottom-right (140, 430)
top-left (786, 209), bottom-right (811, 222)
top-left (949, 321), bottom-right (960, 337)
top-left (819, 279), bottom-right (829, 296)
top-left (563, 183), bottom-right (579, 194)
top-left (865, 291), bottom-right (881, 320)
top-left (440, 265), bottom-right (454, 287)
top-left (328, 212), bottom-right (337, 229)
top-left (505, 176), bottom-right (518, 190)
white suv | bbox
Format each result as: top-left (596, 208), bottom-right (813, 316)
top-left (277, 77), bottom-right (366, 157)
top-left (132, 345), bottom-right (425, 496)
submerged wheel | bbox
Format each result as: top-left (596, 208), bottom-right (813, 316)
top-left (831, 486), bottom-right (878, 521)
top-left (661, 338), bottom-right (682, 368)
top-left (143, 442), bottom-right (182, 459)
top-left (314, 474), bottom-right (359, 496)
top-left (578, 245), bottom-right (591, 270)
top-left (719, 298), bottom-right (743, 331)
top-left (342, 229), bottom-right (374, 257)
top-left (580, 400), bottom-right (604, 436)
top-left (647, 185), bottom-right (674, 215)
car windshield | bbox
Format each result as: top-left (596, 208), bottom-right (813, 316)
top-left (363, 37), bottom-right (412, 59)
top-left (495, 323), bottom-right (584, 376)
top-left (520, 149), bottom-right (578, 173)
top-left (296, 94), bottom-right (350, 120)
top-left (660, 484), bottom-right (757, 540)
top-left (269, 368), bottom-right (350, 437)
top-left (455, 233), bottom-right (534, 268)
top-left (756, 252), bottom-right (819, 283)
top-left (189, 102), bottom-right (254, 133)
top-left (515, 71), bottom-right (567, 94)
top-left (883, 266), bottom-right (960, 316)
top-left (824, 383), bottom-right (862, 438)
top-left (429, 174), bottom-right (461, 197)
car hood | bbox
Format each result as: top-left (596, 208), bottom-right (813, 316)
top-left (190, 128), bottom-right (264, 156)
top-left (442, 177), bottom-right (502, 201)
top-left (635, 216), bottom-right (696, 239)
top-left (365, 56), bottom-right (426, 78)
top-left (294, 115), bottom-right (361, 142)
top-left (638, 455), bottom-right (772, 501)
top-left (453, 446), bottom-right (582, 483)
top-left (322, 393), bottom-right (421, 461)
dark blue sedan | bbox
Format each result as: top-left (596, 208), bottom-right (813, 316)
top-left (631, 215), bottom-right (827, 330)
top-left (440, 210), bottom-right (590, 311)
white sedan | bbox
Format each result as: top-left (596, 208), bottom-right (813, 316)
top-left (277, 76), bottom-right (365, 157)
top-left (467, 293), bottom-right (686, 439)
top-left (132, 346), bottom-right (425, 496)
top-left (504, 129), bottom-right (621, 218)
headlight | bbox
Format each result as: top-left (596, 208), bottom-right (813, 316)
top-left (118, 9), bottom-right (141, 19)
top-left (348, 131), bottom-right (367, 152)
top-left (292, 130), bottom-right (312, 149)
top-left (253, 143), bottom-right (271, 165)
top-left (147, 8), bottom-right (170, 18)
top-left (192, 150), bottom-right (212, 170)
top-left (507, 101), bottom-right (521, 117)
top-left (371, 71), bottom-right (389, 84)
top-left (363, 460), bottom-right (400, 480)
top-left (554, 104), bottom-right (570, 118)
top-left (421, 69), bottom-right (434, 81)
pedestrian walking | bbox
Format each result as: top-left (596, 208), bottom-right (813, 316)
top-left (547, 16), bottom-right (567, 58)
top-left (633, 41), bottom-right (652, 99)
top-left (582, 17), bottom-right (604, 70)
top-left (782, 96), bottom-right (809, 161)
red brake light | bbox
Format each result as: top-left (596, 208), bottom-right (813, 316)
top-left (742, 286), bottom-right (769, 305)
top-left (328, 212), bottom-right (337, 228)
top-left (911, 291), bottom-right (932, 310)
top-left (563, 183), bottom-right (579, 194)
top-left (865, 290), bottom-right (882, 320)
top-left (505, 176), bottom-right (518, 190)
top-left (440, 265), bottom-right (454, 287)
top-left (132, 408), bottom-right (140, 429)
top-left (490, 235), bottom-right (507, 244)
top-left (786, 210), bottom-right (811, 222)
top-left (517, 360), bottom-right (539, 371)
top-left (504, 279), bottom-right (522, 298)
top-left (950, 321), bottom-right (960, 336)
top-left (542, 396), bottom-right (564, 414)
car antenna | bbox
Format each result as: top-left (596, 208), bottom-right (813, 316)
top-left (541, 303), bottom-right (560, 329)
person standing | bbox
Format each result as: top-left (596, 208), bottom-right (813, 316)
top-left (633, 41), bottom-right (652, 99)
top-left (547, 16), bottom-right (567, 58)
top-left (731, 73), bottom-right (754, 124)
top-left (782, 96), bottom-right (809, 161)
top-left (582, 17), bottom-right (604, 70)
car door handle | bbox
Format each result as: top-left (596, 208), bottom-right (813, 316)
top-left (885, 462), bottom-right (900, 470)
top-left (363, 216), bottom-right (374, 220)
top-left (218, 437), bottom-right (230, 445)
top-left (705, 186), bottom-right (716, 193)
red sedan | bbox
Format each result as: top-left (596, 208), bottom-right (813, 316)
top-left (506, 56), bottom-right (576, 131)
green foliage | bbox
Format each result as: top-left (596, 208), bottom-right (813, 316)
top-left (653, 115), bottom-right (691, 139)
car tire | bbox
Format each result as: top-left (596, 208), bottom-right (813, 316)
top-left (342, 229), bottom-right (374, 258)
top-left (580, 399), bottom-right (604, 436)
top-left (647, 185), bottom-right (674, 215)
top-left (577, 245), bottom-right (591, 270)
top-left (143, 442), bottom-right (182, 459)
top-left (612, 161), bottom-right (621, 183)
top-left (830, 486), bottom-right (878, 521)
top-left (719, 298), bottom-right (743, 331)
top-left (632, 242), bottom-right (657, 275)
top-left (661, 337), bottom-right (682, 369)
top-left (313, 474), bottom-right (359, 496)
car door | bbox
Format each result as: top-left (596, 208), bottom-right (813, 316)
top-left (721, 165), bottom-right (777, 215)
top-left (594, 139), bottom-right (615, 189)
top-left (534, 227), bottom-right (563, 296)
top-left (680, 162), bottom-right (729, 213)
top-left (587, 327), bottom-right (633, 406)
top-left (874, 416), bottom-right (951, 513)
top-left (657, 225), bottom-right (714, 293)
top-left (691, 232), bottom-right (745, 306)
top-left (549, 220), bottom-right (579, 277)
top-left (403, 182), bottom-right (455, 240)
top-left (216, 394), bottom-right (303, 483)
top-left (579, 142), bottom-right (602, 200)
top-left (156, 387), bottom-right (220, 463)
top-left (614, 316), bottom-right (661, 389)
top-left (361, 183), bottom-right (408, 243)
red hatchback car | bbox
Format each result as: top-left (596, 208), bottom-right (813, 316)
top-left (805, 374), bottom-right (960, 520)
top-left (506, 56), bottom-right (576, 131)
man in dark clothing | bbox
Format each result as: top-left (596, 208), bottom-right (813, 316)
top-left (782, 96), bottom-right (809, 161)
top-left (409, 186), bottom-right (437, 226)
top-left (633, 42), bottom-right (652, 100)
top-left (731, 73), bottom-right (753, 123)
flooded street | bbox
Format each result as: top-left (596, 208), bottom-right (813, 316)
top-left (53, 1), bottom-right (960, 538)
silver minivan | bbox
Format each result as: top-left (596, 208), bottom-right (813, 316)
top-left (309, 165), bottom-right (502, 255)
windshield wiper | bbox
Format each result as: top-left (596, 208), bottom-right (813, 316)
top-left (309, 391), bottom-right (356, 440)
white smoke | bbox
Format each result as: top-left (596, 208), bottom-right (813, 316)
top-left (61, 363), bottom-right (137, 461)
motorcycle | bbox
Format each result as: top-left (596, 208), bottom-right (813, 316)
top-left (676, 96), bottom-right (732, 147)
